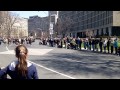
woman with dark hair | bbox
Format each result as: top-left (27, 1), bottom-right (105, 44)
top-left (0, 45), bottom-right (38, 79)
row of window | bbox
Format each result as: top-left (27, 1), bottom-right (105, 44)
top-left (64, 16), bottom-right (112, 30)
top-left (76, 11), bottom-right (112, 16)
top-left (71, 26), bottom-right (110, 33)
top-left (59, 11), bottom-right (113, 26)
top-left (78, 17), bottom-right (112, 25)
top-left (59, 11), bottom-right (113, 18)
top-left (71, 18), bottom-right (112, 31)
top-left (74, 13), bottom-right (113, 21)
top-left (59, 11), bottom-right (113, 31)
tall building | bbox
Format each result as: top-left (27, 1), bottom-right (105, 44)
top-left (0, 11), bottom-right (28, 38)
top-left (49, 11), bottom-right (58, 16)
top-left (12, 17), bottom-right (28, 38)
top-left (28, 15), bottom-right (49, 38)
top-left (59, 11), bottom-right (120, 38)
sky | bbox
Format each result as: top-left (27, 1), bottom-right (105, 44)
top-left (11, 11), bottom-right (48, 18)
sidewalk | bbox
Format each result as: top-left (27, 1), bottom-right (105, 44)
top-left (52, 45), bottom-right (118, 56)
top-left (76, 47), bottom-right (118, 56)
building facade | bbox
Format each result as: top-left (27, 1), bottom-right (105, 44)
top-left (12, 17), bottom-right (28, 38)
top-left (0, 11), bottom-right (28, 38)
top-left (59, 11), bottom-right (120, 38)
top-left (28, 15), bottom-right (49, 38)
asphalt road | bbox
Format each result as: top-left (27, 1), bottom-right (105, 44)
top-left (1, 40), bottom-right (120, 79)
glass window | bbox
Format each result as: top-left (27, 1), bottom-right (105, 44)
top-left (109, 17), bottom-right (113, 24)
top-left (99, 21), bottom-right (101, 26)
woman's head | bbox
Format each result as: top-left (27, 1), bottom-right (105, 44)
top-left (15, 45), bottom-right (28, 78)
top-left (15, 45), bottom-right (28, 59)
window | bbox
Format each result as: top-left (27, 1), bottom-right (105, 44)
top-left (102, 19), bottom-right (104, 26)
top-left (85, 20), bottom-right (87, 25)
top-left (102, 20), bottom-right (104, 26)
top-left (108, 17), bottom-right (110, 24)
top-left (85, 15), bottom-right (87, 20)
top-left (87, 24), bottom-right (88, 29)
top-left (92, 23), bottom-right (94, 28)
top-left (100, 21), bottom-right (102, 26)
top-left (105, 18), bottom-right (108, 24)
top-left (90, 24), bottom-right (92, 28)
top-left (109, 17), bottom-right (113, 24)
top-left (88, 24), bottom-right (90, 28)
top-left (88, 19), bottom-right (90, 24)
top-left (96, 21), bottom-right (99, 27)
top-left (87, 19), bottom-right (88, 25)
top-left (99, 14), bottom-right (101, 19)
top-left (84, 25), bottom-right (87, 29)
top-left (91, 18), bottom-right (92, 23)
top-left (94, 22), bottom-right (96, 27)
top-left (81, 25), bottom-right (84, 30)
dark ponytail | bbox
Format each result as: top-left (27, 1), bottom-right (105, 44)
top-left (15, 45), bottom-right (28, 78)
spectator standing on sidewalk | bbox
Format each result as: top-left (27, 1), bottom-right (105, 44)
top-left (76, 37), bottom-right (80, 50)
top-left (92, 38), bottom-right (95, 51)
top-left (118, 47), bottom-right (120, 56)
top-left (99, 38), bottom-right (103, 53)
top-left (110, 39), bottom-right (114, 54)
top-left (107, 38), bottom-right (110, 53)
top-left (79, 38), bottom-right (82, 50)
top-left (83, 39), bottom-right (87, 50)
top-left (103, 39), bottom-right (107, 53)
top-left (114, 39), bottom-right (118, 55)
top-left (0, 38), bottom-right (1, 45)
top-left (88, 39), bottom-right (91, 50)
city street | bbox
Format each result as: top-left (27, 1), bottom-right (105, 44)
top-left (1, 40), bottom-right (120, 79)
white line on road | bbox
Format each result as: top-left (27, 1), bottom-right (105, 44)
top-left (6, 46), bottom-right (9, 51)
top-left (28, 60), bottom-right (76, 79)
top-left (6, 46), bottom-right (76, 79)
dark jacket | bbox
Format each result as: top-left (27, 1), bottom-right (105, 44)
top-left (0, 60), bottom-right (38, 79)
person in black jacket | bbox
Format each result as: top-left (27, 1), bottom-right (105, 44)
top-left (107, 38), bottom-right (110, 53)
top-left (99, 38), bottom-right (103, 53)
top-left (92, 39), bottom-right (95, 51)
top-left (89, 39), bottom-right (91, 50)
top-left (79, 38), bottom-right (82, 50)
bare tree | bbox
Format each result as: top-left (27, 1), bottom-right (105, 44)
top-left (62, 17), bottom-right (74, 37)
top-left (54, 18), bottom-right (62, 35)
top-left (54, 17), bottom-right (74, 37)
top-left (0, 11), bottom-right (4, 26)
top-left (85, 30), bottom-right (94, 38)
top-left (3, 11), bottom-right (19, 38)
top-left (0, 11), bottom-right (6, 37)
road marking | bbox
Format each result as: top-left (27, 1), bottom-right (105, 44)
top-left (6, 46), bottom-right (9, 51)
top-left (0, 46), bottom-right (53, 56)
top-left (28, 48), bottom-right (53, 55)
top-left (5, 46), bottom-right (76, 79)
top-left (28, 60), bottom-right (76, 79)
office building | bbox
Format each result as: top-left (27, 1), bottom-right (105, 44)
top-left (59, 11), bottom-right (120, 38)
top-left (28, 15), bottom-right (49, 38)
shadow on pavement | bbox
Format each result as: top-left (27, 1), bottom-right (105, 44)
top-left (33, 51), bottom-right (120, 78)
